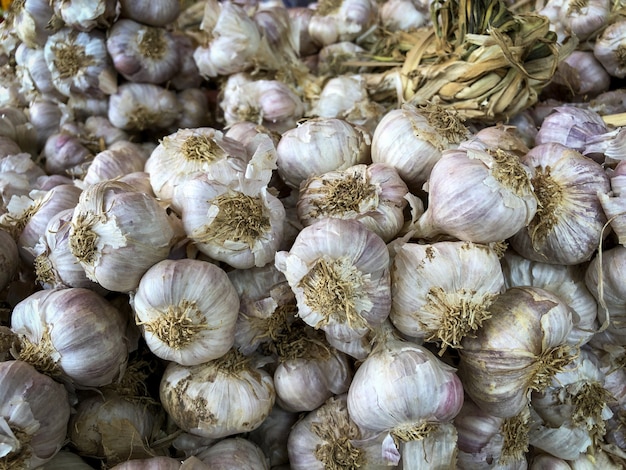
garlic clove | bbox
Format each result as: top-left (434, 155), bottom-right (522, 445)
top-left (131, 258), bottom-right (240, 366)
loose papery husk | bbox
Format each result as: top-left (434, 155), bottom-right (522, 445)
top-left (363, 0), bottom-right (576, 122)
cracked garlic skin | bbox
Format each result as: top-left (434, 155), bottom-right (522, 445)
top-left (159, 349), bottom-right (275, 439)
top-left (459, 286), bottom-right (577, 419)
top-left (390, 241), bottom-right (505, 353)
top-left (69, 180), bottom-right (177, 293)
top-left (0, 360), bottom-right (71, 469)
top-left (510, 142), bottom-right (609, 265)
top-left (10, 287), bottom-right (129, 388)
top-left (275, 218), bottom-right (391, 343)
top-left (132, 259), bottom-right (240, 366)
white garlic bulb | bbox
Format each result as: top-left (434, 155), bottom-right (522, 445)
top-left (411, 139), bottom-right (537, 243)
top-left (371, 103), bottom-right (470, 191)
top-left (53, 0), bottom-right (118, 31)
top-left (288, 394), bottom-right (396, 470)
top-left (68, 390), bottom-right (164, 466)
top-left (44, 28), bottom-right (117, 98)
top-left (107, 82), bottom-right (180, 132)
top-left (175, 88), bottom-right (212, 129)
top-left (69, 180), bottom-right (177, 292)
top-left (551, 50), bottom-right (611, 99)
top-left (0, 106), bottom-right (38, 157)
top-left (132, 258), bottom-right (240, 366)
top-left (83, 141), bottom-right (149, 185)
top-left (390, 240), bottom-right (505, 353)
top-left (501, 250), bottom-right (598, 346)
top-left (0, 153), bottom-right (46, 213)
top-left (43, 131), bottom-right (93, 176)
top-left (297, 163), bottom-right (411, 242)
top-left (559, 0), bottom-right (610, 40)
top-left (276, 117), bottom-right (371, 189)
top-left (509, 143), bottom-right (609, 265)
top-left (273, 321), bottom-right (353, 412)
top-left (10, 287), bottom-right (129, 388)
top-left (275, 218), bottom-right (391, 343)
top-left (347, 335), bottom-right (464, 466)
top-left (459, 286), bottom-right (577, 418)
top-left (307, 0), bottom-right (377, 47)
top-left (594, 19), bottom-right (626, 78)
top-left (159, 349), bottom-right (275, 439)
top-left (195, 437), bottom-right (270, 469)
top-left (379, 0), bottom-right (430, 31)
top-left (145, 127), bottom-right (249, 204)
top-left (106, 19), bottom-right (180, 84)
top-left (8, 0), bottom-right (55, 48)
top-left (0, 360), bottom-right (71, 469)
top-left (193, 0), bottom-right (262, 77)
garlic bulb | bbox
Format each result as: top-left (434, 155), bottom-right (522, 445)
top-left (307, 0), bottom-right (377, 47)
top-left (455, 396), bottom-right (530, 469)
top-left (68, 390), bottom-right (165, 466)
top-left (0, 136), bottom-right (21, 158)
top-left (132, 258), bottom-right (239, 366)
top-left (10, 287), bottom-right (129, 388)
top-left (145, 127), bottom-right (249, 204)
top-left (316, 41), bottom-right (366, 76)
top-left (599, 159), bottom-right (626, 245)
top-left (8, 0), bottom-right (55, 48)
top-left (273, 320), bottom-right (353, 412)
top-left (83, 141), bottom-right (149, 185)
top-left (501, 250), bottom-right (598, 346)
top-left (559, 0), bottom-right (610, 40)
top-left (584, 244), bottom-right (626, 335)
top-left (44, 28), bottom-right (117, 98)
top-left (119, 0), bottom-right (181, 26)
top-left (276, 117), bottom-right (371, 189)
top-left (411, 139), bottom-right (537, 243)
top-left (43, 131), bottom-right (93, 176)
top-left (193, 0), bottom-right (262, 77)
top-left (398, 421), bottom-right (458, 469)
top-left (297, 163), bottom-right (410, 242)
top-left (107, 19), bottom-right (180, 84)
top-left (371, 103), bottom-right (470, 190)
top-left (509, 143), bottom-right (609, 265)
top-left (275, 218), bottom-right (391, 343)
top-left (534, 106), bottom-right (608, 154)
top-left (0, 360), bottom-right (71, 469)
top-left (287, 7), bottom-right (318, 57)
top-left (31, 208), bottom-right (105, 292)
top-left (17, 46), bottom-right (64, 101)
top-left (0, 229), bottom-right (18, 291)
top-left (221, 73), bottom-right (305, 134)
top-left (593, 19), bottom-right (626, 78)
top-left (550, 50), bottom-right (611, 99)
top-left (0, 106), bottom-right (38, 157)
top-left (69, 180), bottom-right (177, 292)
top-left (195, 437), bottom-right (270, 469)
top-left (53, 0), bottom-right (119, 31)
top-left (459, 286), bottom-right (577, 418)
top-left (159, 348), bottom-right (275, 439)
top-left (27, 97), bottom-right (63, 149)
top-left (175, 88), bottom-right (212, 129)
top-left (108, 82), bottom-right (180, 132)
top-left (379, 0), bottom-right (430, 31)
top-left (1, 153), bottom-right (46, 212)
top-left (390, 240), bottom-right (505, 353)
top-left (109, 456), bottom-right (183, 470)
top-left (288, 394), bottom-right (396, 470)
top-left (347, 335), bottom-right (464, 466)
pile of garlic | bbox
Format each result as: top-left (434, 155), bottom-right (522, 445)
top-left (1, 0), bottom-right (626, 468)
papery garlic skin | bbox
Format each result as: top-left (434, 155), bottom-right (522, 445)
top-left (412, 140), bottom-right (537, 243)
top-left (132, 259), bottom-right (239, 366)
top-left (108, 83), bottom-right (180, 132)
top-left (391, 241), bottom-right (505, 352)
top-left (297, 163), bottom-right (410, 242)
top-left (69, 180), bottom-right (176, 292)
top-left (371, 103), bottom-right (470, 190)
top-left (53, 0), bottom-right (119, 31)
top-left (119, 0), bottom-right (180, 26)
top-left (276, 117), bottom-right (371, 189)
top-left (8, 0), bottom-right (55, 48)
top-left (534, 106), bottom-right (608, 154)
top-left (10, 288), bottom-right (129, 388)
top-left (594, 19), bottom-right (626, 78)
top-left (379, 0), bottom-right (430, 31)
top-left (510, 143), bottom-right (609, 265)
top-left (459, 286), bottom-right (576, 418)
top-left (0, 153), bottom-right (46, 213)
top-left (288, 394), bottom-right (394, 470)
top-left (193, 0), bottom-right (262, 77)
top-left (347, 336), bottom-right (463, 465)
top-left (501, 251), bottom-right (598, 346)
top-left (0, 360), bottom-right (71, 469)
top-left (275, 218), bottom-right (391, 343)
top-left (83, 141), bottom-right (149, 185)
top-left (108, 456), bottom-right (183, 470)
top-left (174, 137), bottom-right (285, 269)
top-left (559, 0), bottom-right (610, 40)
top-left (106, 19), bottom-right (180, 84)
top-left (44, 28), bottom-right (117, 98)
top-left (159, 349), bottom-right (275, 439)
top-left (145, 127), bottom-right (249, 204)
top-left (308, 0), bottom-right (377, 47)
top-left (599, 159), bottom-right (626, 245)
top-left (43, 131), bottom-right (93, 176)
